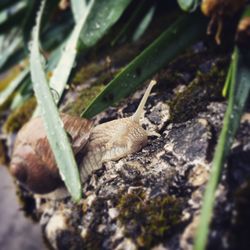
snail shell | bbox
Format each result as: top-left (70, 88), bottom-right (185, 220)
top-left (10, 113), bottom-right (93, 194)
top-left (10, 80), bottom-right (156, 195)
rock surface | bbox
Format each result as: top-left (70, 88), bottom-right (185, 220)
top-left (7, 43), bottom-right (250, 250)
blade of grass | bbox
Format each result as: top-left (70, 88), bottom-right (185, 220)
top-left (0, 1), bottom-right (27, 33)
top-left (10, 75), bottom-right (32, 110)
top-left (0, 0), bottom-right (20, 11)
top-left (82, 12), bottom-right (206, 118)
top-left (30, 0), bottom-right (82, 201)
top-left (70, 0), bottom-right (87, 22)
top-left (35, 0), bottom-right (131, 116)
top-left (111, 0), bottom-right (147, 46)
top-left (222, 60), bottom-right (233, 97)
top-left (0, 67), bottom-right (29, 108)
top-left (32, 0), bottom-right (94, 118)
top-left (132, 5), bottom-right (156, 42)
top-left (194, 47), bottom-right (250, 250)
top-left (177, 0), bottom-right (200, 12)
top-left (0, 32), bottom-right (22, 70)
top-left (80, 0), bottom-right (132, 47)
top-left (48, 0), bottom-right (94, 103)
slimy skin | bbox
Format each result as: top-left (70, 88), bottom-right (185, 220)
top-left (80, 80), bottom-right (156, 181)
top-left (10, 80), bottom-right (156, 194)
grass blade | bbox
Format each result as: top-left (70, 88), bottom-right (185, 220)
top-left (49, 0), bottom-right (94, 103)
top-left (0, 67), bottom-right (29, 108)
top-left (0, 0), bottom-right (20, 11)
top-left (222, 60), bottom-right (233, 97)
top-left (36, 0), bottom-right (131, 115)
top-left (0, 31), bottom-right (22, 70)
top-left (132, 5), bottom-right (155, 42)
top-left (80, 0), bottom-right (132, 47)
top-left (82, 13), bottom-right (206, 118)
top-left (111, 0), bottom-right (148, 46)
top-left (30, 0), bottom-right (82, 201)
top-left (177, 0), bottom-right (200, 12)
top-left (0, 1), bottom-right (27, 33)
top-left (70, 0), bottom-right (87, 22)
top-left (194, 48), bottom-right (250, 250)
top-left (10, 75), bottom-right (32, 110)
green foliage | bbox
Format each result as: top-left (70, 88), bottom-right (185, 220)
top-left (194, 48), bottom-right (250, 250)
top-left (0, 2), bottom-right (250, 247)
top-left (0, 67), bottom-right (28, 108)
top-left (117, 191), bottom-right (184, 248)
top-left (79, 0), bottom-right (132, 47)
top-left (177, 0), bottom-right (200, 12)
top-left (30, 0), bottom-right (82, 201)
top-left (82, 12), bottom-right (206, 118)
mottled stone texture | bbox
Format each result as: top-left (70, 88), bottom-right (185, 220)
top-left (13, 44), bottom-right (250, 250)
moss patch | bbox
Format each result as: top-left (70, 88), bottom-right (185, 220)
top-left (3, 97), bottom-right (37, 133)
top-left (117, 191), bottom-right (184, 248)
top-left (169, 58), bottom-right (228, 123)
top-left (72, 63), bottom-right (110, 86)
top-left (63, 84), bottom-right (105, 116)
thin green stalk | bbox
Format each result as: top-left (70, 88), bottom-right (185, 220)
top-left (30, 0), bottom-right (82, 201)
top-left (194, 47), bottom-right (250, 249)
top-left (82, 12), bottom-right (206, 118)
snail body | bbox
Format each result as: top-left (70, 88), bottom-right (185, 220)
top-left (80, 116), bottom-right (148, 181)
top-left (10, 80), bottom-right (156, 195)
top-left (10, 114), bottom-right (93, 194)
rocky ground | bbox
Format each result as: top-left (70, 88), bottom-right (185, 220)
top-left (2, 38), bottom-right (250, 250)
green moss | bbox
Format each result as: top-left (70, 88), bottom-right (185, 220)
top-left (117, 191), bottom-right (184, 248)
top-left (3, 97), bottom-right (37, 133)
top-left (72, 63), bottom-right (107, 86)
top-left (63, 85), bottom-right (105, 116)
top-left (169, 59), bottom-right (228, 123)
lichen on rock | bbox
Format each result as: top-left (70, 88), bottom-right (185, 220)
top-left (8, 40), bottom-right (250, 250)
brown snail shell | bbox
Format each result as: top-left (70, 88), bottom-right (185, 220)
top-left (10, 80), bottom-right (156, 195)
top-left (10, 113), bottom-right (93, 194)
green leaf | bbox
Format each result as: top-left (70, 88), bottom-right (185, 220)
top-left (49, 0), bottom-right (94, 103)
top-left (132, 5), bottom-right (156, 42)
top-left (70, 0), bottom-right (87, 22)
top-left (111, 0), bottom-right (148, 46)
top-left (177, 0), bottom-right (200, 12)
top-left (194, 48), bottom-right (250, 250)
top-left (35, 0), bottom-right (131, 115)
top-left (30, 0), bottom-right (82, 201)
top-left (0, 29), bottom-right (23, 70)
top-left (82, 13), bottom-right (206, 118)
top-left (32, 0), bottom-right (94, 118)
top-left (80, 0), bottom-right (132, 47)
top-left (222, 59), bottom-right (233, 97)
top-left (0, 0), bottom-right (20, 11)
top-left (0, 67), bottom-right (29, 108)
top-left (0, 1), bottom-right (27, 33)
top-left (10, 74), bottom-right (32, 110)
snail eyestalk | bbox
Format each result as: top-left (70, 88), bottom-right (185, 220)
top-left (132, 80), bottom-right (157, 123)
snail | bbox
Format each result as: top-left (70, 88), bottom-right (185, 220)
top-left (201, 0), bottom-right (245, 44)
top-left (10, 80), bottom-right (157, 195)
